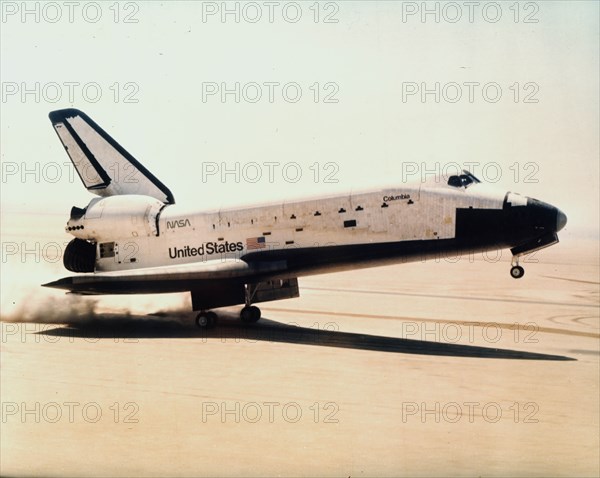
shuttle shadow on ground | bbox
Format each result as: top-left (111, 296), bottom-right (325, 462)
top-left (36, 312), bottom-right (575, 361)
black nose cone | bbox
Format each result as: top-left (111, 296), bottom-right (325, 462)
top-left (513, 198), bottom-right (567, 237)
top-left (556, 209), bottom-right (567, 232)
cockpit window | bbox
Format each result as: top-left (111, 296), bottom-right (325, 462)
top-left (447, 170), bottom-right (481, 188)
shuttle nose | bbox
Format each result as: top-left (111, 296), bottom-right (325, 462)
top-left (556, 209), bottom-right (567, 232)
top-left (520, 197), bottom-right (567, 235)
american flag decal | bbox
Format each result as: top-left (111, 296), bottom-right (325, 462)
top-left (246, 236), bottom-right (266, 250)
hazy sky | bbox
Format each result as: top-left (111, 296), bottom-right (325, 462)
top-left (1, 1), bottom-right (598, 236)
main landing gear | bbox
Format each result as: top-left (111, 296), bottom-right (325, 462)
top-left (194, 283), bottom-right (263, 328)
top-left (194, 306), bottom-right (262, 328)
top-left (240, 305), bottom-right (261, 323)
top-left (510, 257), bottom-right (525, 279)
top-left (240, 283), bottom-right (262, 324)
top-left (195, 311), bottom-right (217, 328)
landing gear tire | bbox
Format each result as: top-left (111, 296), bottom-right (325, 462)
top-left (510, 265), bottom-right (525, 279)
top-left (240, 306), bottom-right (261, 323)
top-left (196, 311), bottom-right (217, 328)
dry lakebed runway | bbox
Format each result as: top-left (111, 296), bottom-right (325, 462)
top-left (1, 238), bottom-right (598, 477)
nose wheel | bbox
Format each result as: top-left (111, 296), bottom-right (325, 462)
top-left (195, 311), bottom-right (217, 328)
top-left (510, 257), bottom-right (525, 279)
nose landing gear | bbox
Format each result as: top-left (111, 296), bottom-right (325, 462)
top-left (510, 257), bottom-right (525, 279)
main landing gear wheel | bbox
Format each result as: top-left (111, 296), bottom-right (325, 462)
top-left (195, 311), bottom-right (217, 328)
top-left (510, 265), bottom-right (525, 279)
top-left (240, 306), bottom-right (261, 323)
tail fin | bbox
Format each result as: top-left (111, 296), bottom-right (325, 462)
top-left (49, 108), bottom-right (175, 204)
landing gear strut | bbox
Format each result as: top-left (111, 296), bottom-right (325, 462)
top-left (194, 283), bottom-right (263, 328)
top-left (510, 257), bottom-right (525, 279)
top-left (240, 284), bottom-right (262, 323)
top-left (195, 311), bottom-right (217, 328)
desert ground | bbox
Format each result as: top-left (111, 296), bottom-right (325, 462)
top-left (1, 233), bottom-right (598, 477)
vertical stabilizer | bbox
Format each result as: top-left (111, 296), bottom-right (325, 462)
top-left (49, 109), bottom-right (175, 204)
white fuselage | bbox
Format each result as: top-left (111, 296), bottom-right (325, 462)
top-left (66, 179), bottom-right (507, 273)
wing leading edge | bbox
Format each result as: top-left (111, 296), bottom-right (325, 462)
top-left (42, 259), bottom-right (289, 295)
